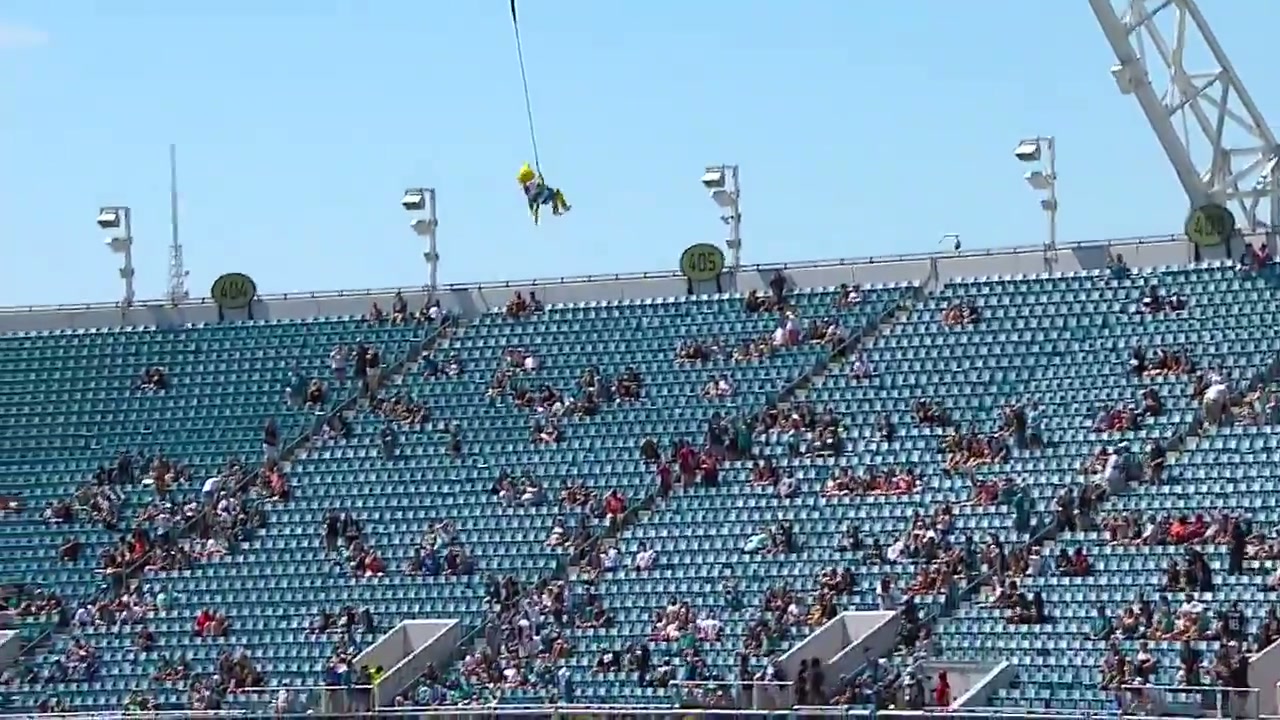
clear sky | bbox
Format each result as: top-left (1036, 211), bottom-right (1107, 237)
top-left (0, 1), bottom-right (1276, 308)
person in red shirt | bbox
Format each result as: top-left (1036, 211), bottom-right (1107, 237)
top-left (934, 671), bottom-right (951, 707)
top-left (655, 462), bottom-right (673, 499)
top-left (604, 490), bottom-right (627, 530)
top-left (677, 444), bottom-right (698, 487)
top-left (194, 608), bottom-right (213, 637)
top-left (1071, 548), bottom-right (1091, 576)
top-left (700, 452), bottom-right (720, 487)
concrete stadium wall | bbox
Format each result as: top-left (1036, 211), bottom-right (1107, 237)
top-left (1250, 637), bottom-right (1280, 716)
top-left (0, 234), bottom-right (1195, 333)
top-left (0, 630), bottom-right (22, 670)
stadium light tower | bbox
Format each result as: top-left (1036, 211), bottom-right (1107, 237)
top-left (1089, 0), bottom-right (1280, 248)
top-left (401, 187), bottom-right (439, 295)
top-left (97, 206), bottom-right (136, 309)
top-left (1014, 137), bottom-right (1058, 266)
top-left (700, 165), bottom-right (742, 273)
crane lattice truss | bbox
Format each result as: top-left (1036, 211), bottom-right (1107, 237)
top-left (1089, 0), bottom-right (1280, 234)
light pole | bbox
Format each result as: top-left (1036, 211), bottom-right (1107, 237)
top-left (97, 206), bottom-right (136, 309)
top-left (1014, 137), bottom-right (1058, 267)
top-left (700, 165), bottom-right (742, 273)
top-left (401, 188), bottom-right (439, 295)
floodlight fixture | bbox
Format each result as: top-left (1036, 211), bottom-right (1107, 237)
top-left (1014, 140), bottom-right (1043, 163)
top-left (97, 208), bottom-right (121, 230)
top-left (1012, 136), bottom-right (1058, 267)
top-left (401, 187), bottom-right (439, 295)
top-left (1024, 170), bottom-right (1053, 191)
top-left (401, 189), bottom-right (428, 212)
top-left (97, 205), bottom-right (135, 309)
top-left (699, 164), bottom-right (742, 273)
top-left (710, 188), bottom-right (736, 209)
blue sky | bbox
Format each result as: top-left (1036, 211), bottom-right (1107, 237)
top-left (0, 1), bottom-right (1276, 307)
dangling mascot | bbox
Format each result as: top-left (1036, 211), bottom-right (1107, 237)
top-left (517, 163), bottom-right (570, 225)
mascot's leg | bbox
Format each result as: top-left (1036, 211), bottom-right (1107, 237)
top-left (552, 189), bottom-right (571, 215)
top-left (530, 202), bottom-right (541, 225)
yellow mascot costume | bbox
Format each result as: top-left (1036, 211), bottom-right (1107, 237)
top-left (517, 163), bottom-right (570, 225)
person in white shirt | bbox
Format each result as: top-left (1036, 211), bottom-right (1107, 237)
top-left (201, 476), bottom-right (221, 505)
top-left (523, 353), bottom-right (539, 372)
top-left (715, 376), bottom-right (734, 396)
top-left (1100, 445), bottom-right (1129, 492)
top-left (634, 544), bottom-right (657, 570)
top-left (877, 577), bottom-right (902, 610)
top-left (777, 475), bottom-right (797, 499)
top-left (601, 546), bottom-right (621, 571)
top-left (329, 346), bottom-right (347, 382)
top-left (695, 616), bottom-right (722, 641)
top-left (771, 325), bottom-right (787, 347)
top-left (73, 605), bottom-right (95, 627)
top-left (1178, 594), bottom-right (1203, 616)
top-left (1203, 381), bottom-right (1229, 425)
top-left (849, 353), bottom-right (871, 379)
top-left (886, 538), bottom-right (907, 563)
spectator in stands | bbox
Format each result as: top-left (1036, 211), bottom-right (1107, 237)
top-left (389, 291), bottom-right (409, 323)
top-left (1055, 547), bottom-right (1091, 576)
top-left (329, 344), bottom-right (348, 382)
top-left (531, 418), bottom-right (561, 444)
top-left (1240, 241), bottom-right (1271, 272)
top-left (835, 282), bottom-right (862, 308)
top-left (1093, 402), bottom-right (1140, 432)
top-left (768, 271), bottom-right (789, 307)
top-left (262, 418), bottom-right (280, 462)
top-left (505, 291), bottom-right (541, 318)
top-left (941, 300), bottom-right (979, 327)
top-left (806, 316), bottom-right (847, 352)
top-left (633, 542), bottom-right (657, 571)
top-left (772, 311), bottom-right (802, 348)
top-left (58, 535), bottom-right (81, 562)
top-left (1257, 608), bottom-right (1280, 649)
top-left (305, 378), bottom-right (327, 409)
top-left (1138, 284), bottom-right (1187, 313)
top-left (849, 350), bottom-right (872, 380)
top-left (700, 374), bottom-right (734, 399)
top-left (603, 489), bottom-right (627, 531)
top-left (1006, 591), bottom-right (1045, 625)
top-left (136, 366), bottom-right (168, 391)
top-left (363, 345), bottom-right (383, 396)
top-left (1107, 251), bottom-right (1130, 278)
top-left (912, 398), bottom-right (948, 426)
top-left (194, 608), bottom-right (229, 638)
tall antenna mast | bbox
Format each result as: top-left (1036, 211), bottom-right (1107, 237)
top-left (167, 144), bottom-right (189, 304)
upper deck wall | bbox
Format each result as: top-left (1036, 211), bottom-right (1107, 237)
top-left (0, 234), bottom-right (1198, 333)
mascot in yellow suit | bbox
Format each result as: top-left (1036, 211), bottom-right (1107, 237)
top-left (517, 164), bottom-right (570, 224)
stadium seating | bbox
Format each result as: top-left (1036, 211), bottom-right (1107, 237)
top-left (3, 258), bottom-right (1280, 714)
top-left (0, 317), bottom-right (430, 709)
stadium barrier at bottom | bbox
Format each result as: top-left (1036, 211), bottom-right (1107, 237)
top-left (17, 683), bottom-right (1268, 719)
top-left (17, 705), bottom-right (1277, 720)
